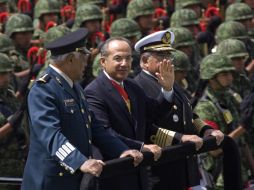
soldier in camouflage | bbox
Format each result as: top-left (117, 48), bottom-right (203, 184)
top-left (73, 3), bottom-right (104, 49)
top-left (33, 0), bottom-right (61, 41)
top-left (225, 2), bottom-right (254, 38)
top-left (175, 0), bottom-right (202, 18)
top-left (170, 9), bottom-right (200, 37)
top-left (0, 33), bottom-right (31, 76)
top-left (217, 39), bottom-right (251, 98)
top-left (170, 27), bottom-right (201, 93)
top-left (110, 18), bottom-right (142, 77)
top-left (5, 13), bottom-right (34, 65)
top-left (0, 53), bottom-right (27, 190)
top-left (76, 0), bottom-right (104, 6)
top-left (171, 49), bottom-right (192, 97)
top-left (215, 21), bottom-right (254, 77)
top-left (194, 53), bottom-right (253, 190)
top-left (36, 25), bottom-right (71, 79)
top-left (127, 0), bottom-right (154, 37)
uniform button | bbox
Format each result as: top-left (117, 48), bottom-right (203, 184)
top-left (59, 172), bottom-right (64, 177)
top-left (89, 140), bottom-right (92, 144)
top-left (60, 163), bottom-right (64, 166)
top-left (70, 109), bottom-right (74, 114)
top-left (81, 109), bottom-right (84, 113)
top-left (86, 124), bottom-right (89, 128)
top-left (173, 105), bottom-right (177, 110)
top-left (65, 167), bottom-right (68, 170)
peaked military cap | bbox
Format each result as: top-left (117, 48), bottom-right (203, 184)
top-left (45, 28), bottom-right (90, 56)
top-left (134, 30), bottom-right (175, 53)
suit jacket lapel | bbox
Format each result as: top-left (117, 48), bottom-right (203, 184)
top-left (100, 72), bottom-right (133, 123)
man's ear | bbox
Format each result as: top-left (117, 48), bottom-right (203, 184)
top-left (65, 53), bottom-right (75, 64)
top-left (141, 54), bottom-right (149, 68)
top-left (100, 56), bottom-right (106, 68)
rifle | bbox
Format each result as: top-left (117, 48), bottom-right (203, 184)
top-left (191, 79), bottom-right (208, 109)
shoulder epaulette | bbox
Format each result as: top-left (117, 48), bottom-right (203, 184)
top-left (37, 74), bottom-right (51, 83)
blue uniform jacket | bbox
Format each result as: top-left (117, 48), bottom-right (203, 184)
top-left (21, 67), bottom-right (129, 190)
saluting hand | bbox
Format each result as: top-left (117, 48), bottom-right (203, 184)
top-left (120, 149), bottom-right (143, 167)
top-left (156, 59), bottom-right (174, 91)
top-left (142, 144), bottom-right (162, 161)
top-left (80, 159), bottom-right (105, 177)
top-left (181, 135), bottom-right (203, 151)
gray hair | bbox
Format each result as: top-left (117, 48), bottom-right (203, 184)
top-left (50, 51), bottom-right (80, 64)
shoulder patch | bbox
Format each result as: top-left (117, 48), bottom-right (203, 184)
top-left (37, 74), bottom-right (51, 83)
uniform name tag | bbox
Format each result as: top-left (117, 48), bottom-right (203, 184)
top-left (64, 99), bottom-right (75, 106)
top-left (223, 110), bottom-right (233, 124)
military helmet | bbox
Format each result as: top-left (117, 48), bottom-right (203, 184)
top-left (215, 21), bottom-right (248, 44)
top-left (34, 0), bottom-right (60, 19)
top-left (127, 0), bottom-right (154, 20)
top-left (5, 14), bottom-right (34, 37)
top-left (175, 0), bottom-right (201, 10)
top-left (225, 3), bottom-right (254, 22)
top-left (170, 27), bottom-right (195, 48)
top-left (200, 53), bottom-right (235, 80)
top-left (110, 18), bottom-right (141, 38)
top-left (76, 0), bottom-right (104, 6)
top-left (0, 53), bottom-right (13, 73)
top-left (73, 4), bottom-right (102, 28)
top-left (170, 9), bottom-right (199, 27)
top-left (0, 34), bottom-right (15, 53)
top-left (171, 50), bottom-right (190, 71)
top-left (217, 39), bottom-right (248, 59)
top-left (44, 25), bottom-right (71, 46)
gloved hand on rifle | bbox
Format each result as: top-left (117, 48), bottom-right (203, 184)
top-left (239, 88), bottom-right (254, 132)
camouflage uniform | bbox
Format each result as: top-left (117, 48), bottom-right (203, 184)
top-left (171, 49), bottom-right (192, 97)
top-left (170, 26), bottom-right (201, 93)
top-left (0, 34), bottom-right (27, 73)
top-left (5, 13), bottom-right (34, 64)
top-left (126, 0), bottom-right (154, 37)
top-left (0, 53), bottom-right (26, 190)
top-left (127, 0), bottom-right (154, 20)
top-left (225, 2), bottom-right (254, 37)
top-left (215, 20), bottom-right (254, 63)
top-left (36, 25), bottom-right (71, 79)
top-left (110, 18), bottom-right (142, 77)
top-left (33, 0), bottom-right (61, 40)
top-left (217, 39), bottom-right (251, 98)
top-left (170, 9), bottom-right (199, 28)
top-left (76, 0), bottom-right (104, 6)
top-left (194, 54), bottom-right (250, 190)
top-left (175, 0), bottom-right (202, 10)
top-left (73, 3), bottom-right (103, 49)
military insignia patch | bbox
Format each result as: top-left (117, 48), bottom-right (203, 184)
top-left (161, 31), bottom-right (171, 44)
top-left (64, 99), bottom-right (75, 106)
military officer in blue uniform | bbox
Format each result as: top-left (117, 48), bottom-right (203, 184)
top-left (134, 30), bottom-right (224, 189)
top-left (21, 28), bottom-right (143, 190)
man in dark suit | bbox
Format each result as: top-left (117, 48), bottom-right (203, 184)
top-left (134, 33), bottom-right (224, 189)
top-left (84, 32), bottom-right (193, 190)
top-left (21, 28), bottom-right (143, 190)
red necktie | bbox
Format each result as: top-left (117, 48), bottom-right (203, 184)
top-left (111, 80), bottom-right (131, 113)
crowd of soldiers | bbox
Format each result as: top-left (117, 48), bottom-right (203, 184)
top-left (1, 0), bottom-right (254, 190)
